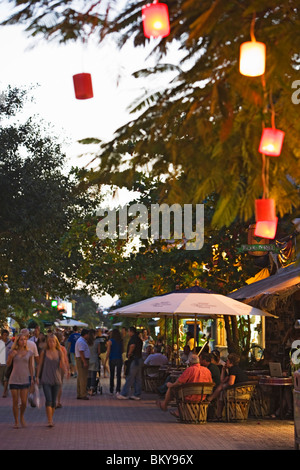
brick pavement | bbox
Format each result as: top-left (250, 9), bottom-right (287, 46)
top-left (0, 376), bottom-right (296, 451)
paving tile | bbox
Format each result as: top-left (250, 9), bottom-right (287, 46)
top-left (0, 377), bottom-right (295, 451)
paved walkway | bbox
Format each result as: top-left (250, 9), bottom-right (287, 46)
top-left (0, 376), bottom-right (296, 452)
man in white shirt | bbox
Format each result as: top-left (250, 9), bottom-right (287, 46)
top-left (75, 329), bottom-right (90, 400)
top-left (28, 325), bottom-right (40, 344)
top-left (144, 346), bottom-right (168, 366)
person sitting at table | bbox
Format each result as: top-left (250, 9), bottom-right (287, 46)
top-left (200, 352), bottom-right (221, 387)
top-left (211, 349), bottom-right (225, 373)
top-left (155, 354), bottom-right (212, 417)
top-left (144, 345), bottom-right (168, 367)
top-left (207, 352), bottom-right (248, 420)
top-left (179, 345), bottom-right (193, 365)
top-left (143, 344), bottom-right (154, 361)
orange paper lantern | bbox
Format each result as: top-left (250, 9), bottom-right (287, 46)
top-left (258, 128), bottom-right (285, 156)
top-left (239, 41), bottom-right (266, 77)
top-left (254, 219), bottom-right (278, 239)
top-left (255, 199), bottom-right (277, 239)
top-left (255, 198), bottom-right (276, 222)
top-left (73, 73), bottom-right (93, 100)
top-left (142, 2), bottom-right (170, 38)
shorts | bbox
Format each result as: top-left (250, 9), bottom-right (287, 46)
top-left (10, 384), bottom-right (30, 390)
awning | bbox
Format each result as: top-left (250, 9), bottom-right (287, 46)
top-left (228, 262), bottom-right (300, 311)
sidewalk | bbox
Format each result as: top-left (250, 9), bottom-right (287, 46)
top-left (0, 376), bottom-right (295, 451)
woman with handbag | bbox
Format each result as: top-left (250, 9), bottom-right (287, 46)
top-left (36, 334), bottom-right (65, 427)
top-left (6, 333), bottom-right (34, 428)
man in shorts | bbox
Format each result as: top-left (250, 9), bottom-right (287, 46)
top-left (67, 326), bottom-right (81, 378)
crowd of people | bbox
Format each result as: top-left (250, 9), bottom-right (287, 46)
top-left (0, 324), bottom-right (261, 427)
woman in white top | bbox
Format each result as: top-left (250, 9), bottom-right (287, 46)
top-left (6, 334), bottom-right (34, 428)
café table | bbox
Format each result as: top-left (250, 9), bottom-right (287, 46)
top-left (259, 376), bottom-right (293, 420)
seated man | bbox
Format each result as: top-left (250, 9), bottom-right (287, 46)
top-left (207, 352), bottom-right (248, 419)
top-left (156, 354), bottom-right (212, 416)
top-left (144, 345), bottom-right (168, 367)
top-left (179, 345), bottom-right (193, 365)
top-left (200, 352), bottom-right (221, 387)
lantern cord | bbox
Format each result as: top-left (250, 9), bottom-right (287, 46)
top-left (250, 12), bottom-right (256, 42)
top-left (269, 89), bottom-right (276, 129)
top-left (261, 152), bottom-right (266, 199)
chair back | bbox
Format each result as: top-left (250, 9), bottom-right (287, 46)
top-left (176, 382), bottom-right (215, 402)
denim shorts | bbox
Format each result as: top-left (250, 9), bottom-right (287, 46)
top-left (10, 384), bottom-right (30, 390)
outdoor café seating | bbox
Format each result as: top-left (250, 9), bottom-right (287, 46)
top-left (142, 365), bottom-right (165, 393)
top-left (223, 381), bottom-right (257, 422)
top-left (174, 382), bottom-right (215, 424)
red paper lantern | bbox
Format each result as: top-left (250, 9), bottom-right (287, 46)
top-left (258, 128), bottom-right (285, 156)
top-left (255, 198), bottom-right (277, 239)
top-left (142, 2), bottom-right (170, 38)
top-left (254, 219), bottom-right (278, 239)
top-left (73, 73), bottom-right (93, 100)
top-left (255, 198), bottom-right (276, 222)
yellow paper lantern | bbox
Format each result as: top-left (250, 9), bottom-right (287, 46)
top-left (239, 41), bottom-right (266, 77)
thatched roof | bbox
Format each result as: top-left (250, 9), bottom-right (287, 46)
top-left (228, 263), bottom-right (300, 312)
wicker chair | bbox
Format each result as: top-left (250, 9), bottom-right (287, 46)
top-left (174, 382), bottom-right (215, 424)
top-left (223, 381), bottom-right (257, 422)
top-left (142, 365), bottom-right (165, 393)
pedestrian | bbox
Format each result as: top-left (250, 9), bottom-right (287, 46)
top-left (121, 327), bottom-right (130, 377)
top-left (55, 332), bottom-right (70, 408)
top-left (20, 328), bottom-right (39, 407)
top-left (117, 326), bottom-right (143, 401)
top-left (98, 329), bottom-right (109, 378)
top-left (28, 325), bottom-right (40, 344)
top-left (105, 328), bottom-right (123, 396)
top-left (6, 333), bottom-right (34, 428)
top-left (67, 326), bottom-right (81, 378)
top-left (87, 329), bottom-right (99, 396)
top-left (75, 329), bottom-right (90, 400)
top-left (36, 334), bottom-right (66, 427)
top-left (0, 329), bottom-right (13, 398)
top-left (141, 328), bottom-right (154, 359)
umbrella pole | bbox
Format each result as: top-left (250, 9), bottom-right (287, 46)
top-left (176, 315), bottom-right (179, 365)
top-left (193, 314), bottom-right (197, 353)
top-left (172, 315), bottom-right (175, 365)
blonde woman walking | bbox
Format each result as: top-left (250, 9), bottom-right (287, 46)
top-left (6, 333), bottom-right (34, 428)
top-left (36, 334), bottom-right (65, 427)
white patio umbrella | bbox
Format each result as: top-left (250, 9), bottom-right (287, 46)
top-left (55, 319), bottom-right (89, 327)
top-left (111, 291), bottom-right (276, 318)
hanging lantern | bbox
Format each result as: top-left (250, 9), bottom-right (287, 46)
top-left (254, 219), bottom-right (278, 239)
top-left (255, 198), bottom-right (277, 239)
top-left (73, 73), bottom-right (93, 100)
top-left (239, 41), bottom-right (266, 77)
top-left (258, 127), bottom-right (285, 156)
top-left (142, 2), bottom-right (170, 38)
top-left (255, 198), bottom-right (276, 221)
